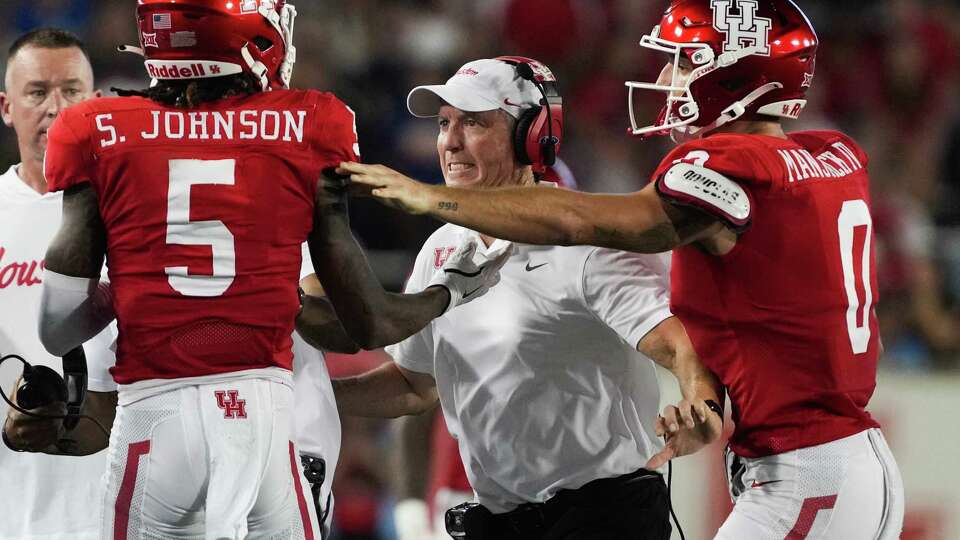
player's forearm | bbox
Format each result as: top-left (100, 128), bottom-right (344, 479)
top-left (422, 184), bottom-right (679, 253)
top-left (364, 288), bottom-right (449, 349)
top-left (332, 363), bottom-right (435, 418)
top-left (310, 240), bottom-right (448, 349)
top-left (295, 294), bottom-right (361, 354)
top-left (311, 179), bottom-right (448, 349)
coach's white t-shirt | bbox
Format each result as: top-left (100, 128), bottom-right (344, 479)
top-left (388, 225), bottom-right (672, 513)
top-left (0, 164), bottom-right (116, 540)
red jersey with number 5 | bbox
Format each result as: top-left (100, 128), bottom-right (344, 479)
top-left (44, 90), bottom-right (359, 384)
top-left (652, 131), bottom-right (881, 458)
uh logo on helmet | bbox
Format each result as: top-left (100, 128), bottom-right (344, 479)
top-left (626, 0), bottom-right (817, 142)
top-left (134, 0), bottom-right (298, 91)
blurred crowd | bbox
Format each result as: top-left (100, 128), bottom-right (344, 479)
top-left (1, 1), bottom-right (958, 538)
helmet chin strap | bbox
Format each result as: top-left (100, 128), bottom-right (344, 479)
top-left (674, 81), bottom-right (783, 142)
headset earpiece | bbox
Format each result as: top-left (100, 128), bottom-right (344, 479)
top-left (513, 106), bottom-right (542, 165)
top-left (12, 347), bottom-right (86, 429)
top-left (17, 365), bottom-right (68, 410)
top-left (496, 56), bottom-right (563, 175)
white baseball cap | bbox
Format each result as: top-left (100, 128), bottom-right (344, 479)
top-left (407, 58), bottom-right (543, 119)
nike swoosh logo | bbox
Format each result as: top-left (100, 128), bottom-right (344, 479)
top-left (525, 262), bottom-right (548, 272)
top-left (444, 268), bottom-right (482, 277)
top-left (750, 480), bottom-right (783, 489)
top-left (462, 286), bottom-right (483, 299)
top-left (503, 98), bottom-right (522, 107)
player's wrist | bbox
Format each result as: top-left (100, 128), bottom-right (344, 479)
top-left (425, 284), bottom-right (453, 314)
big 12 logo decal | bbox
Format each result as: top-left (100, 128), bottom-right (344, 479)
top-left (711, 0), bottom-right (772, 56)
top-left (241, 0), bottom-right (276, 14)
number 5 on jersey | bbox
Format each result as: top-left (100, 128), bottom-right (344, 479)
top-left (165, 159), bottom-right (236, 297)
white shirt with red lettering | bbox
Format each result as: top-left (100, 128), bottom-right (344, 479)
top-left (0, 164), bottom-right (115, 540)
top-left (389, 225), bottom-right (672, 513)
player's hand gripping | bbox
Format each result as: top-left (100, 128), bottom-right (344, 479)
top-left (427, 236), bottom-right (512, 314)
top-left (645, 398), bottom-right (723, 470)
top-left (337, 162), bottom-right (436, 215)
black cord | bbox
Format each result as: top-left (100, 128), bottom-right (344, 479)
top-left (0, 354), bottom-right (111, 441)
top-left (667, 459), bottom-right (686, 540)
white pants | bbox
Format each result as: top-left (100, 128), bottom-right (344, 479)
top-left (716, 428), bottom-right (904, 540)
top-left (101, 379), bottom-right (321, 540)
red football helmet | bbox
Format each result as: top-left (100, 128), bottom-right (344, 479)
top-left (627, 0), bottom-right (818, 141)
top-left (132, 0), bottom-right (297, 91)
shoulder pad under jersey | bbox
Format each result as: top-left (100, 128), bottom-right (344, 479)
top-left (656, 163), bottom-right (753, 231)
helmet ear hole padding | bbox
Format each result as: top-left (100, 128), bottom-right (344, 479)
top-left (513, 107), bottom-right (541, 165)
top-left (252, 36), bottom-right (274, 52)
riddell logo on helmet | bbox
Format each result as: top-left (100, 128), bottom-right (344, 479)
top-left (145, 61), bottom-right (241, 80)
top-left (456, 68), bottom-right (479, 76)
top-left (148, 62), bottom-right (208, 79)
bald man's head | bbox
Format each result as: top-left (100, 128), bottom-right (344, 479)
top-left (1, 28), bottom-right (97, 172)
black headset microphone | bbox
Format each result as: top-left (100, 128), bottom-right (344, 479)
top-left (514, 61), bottom-right (559, 168)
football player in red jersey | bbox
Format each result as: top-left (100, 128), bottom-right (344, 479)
top-left (341, 1), bottom-right (905, 538)
top-left (32, 1), bottom-right (506, 538)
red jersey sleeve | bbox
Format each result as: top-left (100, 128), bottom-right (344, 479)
top-left (44, 104), bottom-right (96, 193)
top-left (310, 93), bottom-right (361, 166)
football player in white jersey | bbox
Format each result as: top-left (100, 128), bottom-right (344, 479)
top-left (0, 28), bottom-right (117, 540)
top-left (332, 57), bottom-right (724, 540)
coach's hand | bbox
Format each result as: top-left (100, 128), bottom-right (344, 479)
top-left (3, 378), bottom-right (67, 453)
top-left (338, 162), bottom-right (437, 215)
top-left (645, 399), bottom-right (723, 470)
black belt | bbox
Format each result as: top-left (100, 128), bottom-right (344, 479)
top-left (448, 468), bottom-right (663, 538)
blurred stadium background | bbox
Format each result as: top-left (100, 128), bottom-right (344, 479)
top-left (1, 0), bottom-right (958, 538)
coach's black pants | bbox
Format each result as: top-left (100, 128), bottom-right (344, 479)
top-left (452, 468), bottom-right (672, 540)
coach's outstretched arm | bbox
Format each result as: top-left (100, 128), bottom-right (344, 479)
top-left (39, 183), bottom-right (115, 356)
top-left (308, 172), bottom-right (509, 350)
top-left (340, 162), bottom-right (724, 253)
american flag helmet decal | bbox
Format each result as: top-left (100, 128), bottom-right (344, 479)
top-left (153, 13), bottom-right (172, 29)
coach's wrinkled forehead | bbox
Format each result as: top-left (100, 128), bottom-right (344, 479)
top-left (407, 58), bottom-right (541, 119)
